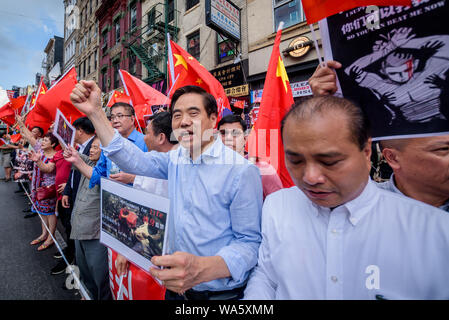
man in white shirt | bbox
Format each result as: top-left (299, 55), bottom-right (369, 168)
top-left (308, 61), bottom-right (449, 211)
top-left (244, 96), bottom-right (449, 300)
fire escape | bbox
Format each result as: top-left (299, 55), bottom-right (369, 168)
top-left (123, 2), bottom-right (179, 84)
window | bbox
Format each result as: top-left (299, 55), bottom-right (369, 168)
top-left (186, 0), bottom-right (199, 11)
top-left (102, 31), bottom-right (108, 55)
top-left (217, 34), bottom-right (235, 64)
top-left (273, 0), bottom-right (305, 30)
top-left (113, 60), bottom-right (120, 89)
top-left (83, 60), bottom-right (86, 78)
top-left (115, 20), bottom-right (121, 44)
top-left (102, 68), bottom-right (108, 91)
top-left (186, 31), bottom-right (200, 61)
top-left (94, 50), bottom-right (97, 70)
top-left (130, 4), bottom-right (137, 30)
top-left (168, 0), bottom-right (175, 22)
top-left (148, 7), bottom-right (156, 27)
top-left (129, 52), bottom-right (136, 75)
top-left (88, 55), bottom-right (91, 75)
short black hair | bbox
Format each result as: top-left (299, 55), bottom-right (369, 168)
top-left (149, 111), bottom-right (178, 145)
top-left (110, 102), bottom-right (135, 116)
top-left (217, 114), bottom-right (247, 132)
top-left (281, 96), bottom-right (371, 150)
top-left (31, 126), bottom-right (44, 137)
top-left (72, 117), bottom-right (95, 134)
top-left (170, 85), bottom-right (217, 117)
top-left (44, 133), bottom-right (59, 149)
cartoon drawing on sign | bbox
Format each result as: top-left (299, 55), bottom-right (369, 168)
top-left (345, 27), bottom-right (449, 125)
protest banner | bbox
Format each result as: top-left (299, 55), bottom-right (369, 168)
top-left (320, 0), bottom-right (449, 140)
top-left (53, 109), bottom-right (76, 149)
top-left (100, 178), bottom-right (170, 283)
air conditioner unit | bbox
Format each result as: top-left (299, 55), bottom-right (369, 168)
top-left (148, 43), bottom-right (161, 57)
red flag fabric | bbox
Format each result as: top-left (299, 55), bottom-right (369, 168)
top-left (302, 0), bottom-right (412, 24)
top-left (168, 40), bottom-right (231, 122)
top-left (248, 27), bottom-right (294, 188)
top-left (107, 90), bottom-right (132, 107)
top-left (31, 78), bottom-right (48, 109)
top-left (0, 102), bottom-right (17, 126)
top-left (25, 105), bottom-right (52, 133)
top-left (10, 95), bottom-right (27, 110)
top-left (119, 70), bottom-right (168, 129)
top-left (10, 133), bottom-right (21, 143)
top-left (108, 249), bottom-right (165, 300)
top-left (34, 67), bottom-right (84, 123)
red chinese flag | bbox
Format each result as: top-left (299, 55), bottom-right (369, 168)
top-left (119, 70), bottom-right (169, 129)
top-left (0, 102), bottom-right (16, 126)
top-left (34, 67), bottom-right (84, 123)
top-left (10, 95), bottom-right (27, 110)
top-left (25, 103), bottom-right (52, 133)
top-left (302, 0), bottom-right (411, 24)
top-left (10, 133), bottom-right (21, 143)
top-left (248, 27), bottom-right (294, 188)
top-left (168, 40), bottom-right (231, 122)
top-left (107, 90), bottom-right (132, 107)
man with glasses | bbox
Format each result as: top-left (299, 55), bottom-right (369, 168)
top-left (89, 102), bottom-right (147, 189)
top-left (217, 114), bottom-right (283, 200)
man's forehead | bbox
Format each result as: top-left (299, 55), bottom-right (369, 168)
top-left (173, 93), bottom-right (205, 111)
top-left (111, 106), bottom-right (127, 114)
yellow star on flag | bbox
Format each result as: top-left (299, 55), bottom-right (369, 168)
top-left (276, 56), bottom-right (289, 93)
top-left (195, 78), bottom-right (203, 85)
top-left (174, 54), bottom-right (188, 70)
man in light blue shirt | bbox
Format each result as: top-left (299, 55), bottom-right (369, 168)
top-left (70, 82), bottom-right (263, 300)
top-left (88, 102), bottom-right (148, 189)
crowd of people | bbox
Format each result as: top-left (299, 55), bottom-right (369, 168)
top-left (1, 58), bottom-right (449, 300)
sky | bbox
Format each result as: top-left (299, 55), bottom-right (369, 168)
top-left (0, 0), bottom-right (64, 91)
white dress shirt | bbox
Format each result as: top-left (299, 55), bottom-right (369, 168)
top-left (244, 179), bottom-right (449, 300)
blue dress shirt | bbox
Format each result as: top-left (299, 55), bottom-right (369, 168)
top-left (101, 130), bottom-right (263, 291)
top-left (89, 129), bottom-right (148, 189)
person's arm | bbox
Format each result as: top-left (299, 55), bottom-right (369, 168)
top-left (71, 81), bottom-right (171, 181)
top-left (150, 165), bottom-right (263, 294)
top-left (29, 150), bottom-right (56, 173)
top-left (70, 80), bottom-right (115, 147)
top-left (63, 146), bottom-right (94, 179)
top-left (15, 115), bottom-right (37, 147)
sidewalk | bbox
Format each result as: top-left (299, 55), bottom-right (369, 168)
top-left (0, 179), bottom-right (78, 300)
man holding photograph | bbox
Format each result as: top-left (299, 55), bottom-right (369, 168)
top-left (70, 81), bottom-right (262, 300)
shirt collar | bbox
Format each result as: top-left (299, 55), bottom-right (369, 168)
top-left (81, 135), bottom-right (95, 148)
top-left (311, 179), bottom-right (379, 226)
top-left (127, 129), bottom-right (140, 143)
top-left (179, 137), bottom-right (222, 163)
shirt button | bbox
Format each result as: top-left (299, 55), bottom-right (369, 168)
top-left (331, 276), bottom-right (338, 283)
top-left (331, 229), bottom-right (338, 234)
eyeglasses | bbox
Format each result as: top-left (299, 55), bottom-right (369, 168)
top-left (219, 129), bottom-right (244, 137)
top-left (107, 114), bottom-right (133, 121)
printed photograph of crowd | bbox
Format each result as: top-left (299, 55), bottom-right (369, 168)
top-left (101, 190), bottom-right (166, 261)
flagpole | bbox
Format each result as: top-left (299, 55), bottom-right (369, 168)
top-left (118, 70), bottom-right (144, 133)
top-left (309, 24), bottom-right (326, 67)
top-left (167, 33), bottom-right (176, 93)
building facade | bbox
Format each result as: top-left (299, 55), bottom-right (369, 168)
top-left (96, 0), bottom-right (143, 94)
top-left (63, 0), bottom-right (79, 74)
top-left (76, 0), bottom-right (101, 82)
top-left (247, 0), bottom-right (318, 103)
top-left (43, 36), bottom-right (64, 86)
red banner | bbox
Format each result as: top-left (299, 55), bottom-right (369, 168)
top-left (108, 248), bottom-right (165, 300)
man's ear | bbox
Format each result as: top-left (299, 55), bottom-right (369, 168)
top-left (157, 133), bottom-right (165, 145)
top-left (382, 148), bottom-right (401, 171)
